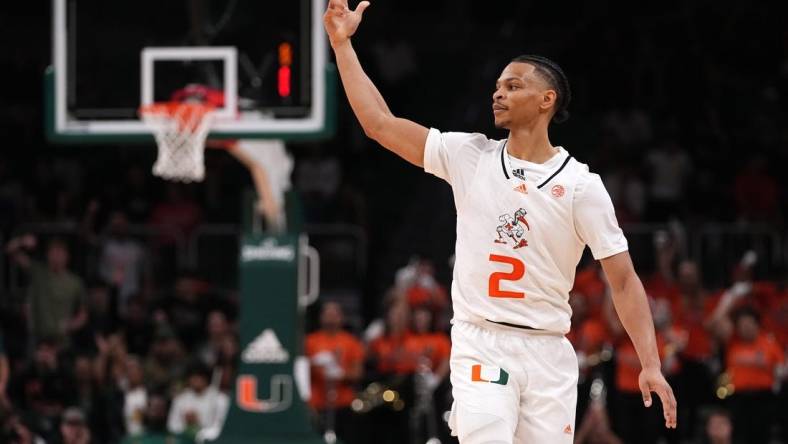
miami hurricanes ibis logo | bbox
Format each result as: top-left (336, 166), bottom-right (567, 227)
top-left (471, 364), bottom-right (509, 385)
top-left (494, 208), bottom-right (530, 249)
top-left (236, 374), bottom-right (293, 413)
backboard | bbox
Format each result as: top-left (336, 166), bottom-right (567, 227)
top-left (47, 0), bottom-right (336, 143)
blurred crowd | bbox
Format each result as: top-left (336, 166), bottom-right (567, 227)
top-left (303, 244), bottom-right (788, 444)
top-left (569, 240), bottom-right (787, 444)
top-left (2, 226), bottom-right (787, 444)
top-left (1, 228), bottom-right (238, 444)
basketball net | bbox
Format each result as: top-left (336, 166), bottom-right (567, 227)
top-left (140, 101), bottom-right (215, 182)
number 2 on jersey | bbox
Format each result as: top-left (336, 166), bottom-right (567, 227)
top-left (488, 254), bottom-right (525, 298)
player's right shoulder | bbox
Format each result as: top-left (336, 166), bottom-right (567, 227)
top-left (429, 129), bottom-right (496, 152)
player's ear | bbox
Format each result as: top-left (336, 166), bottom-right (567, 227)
top-left (540, 90), bottom-right (557, 113)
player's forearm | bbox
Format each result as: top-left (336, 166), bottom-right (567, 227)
top-left (332, 40), bottom-right (393, 138)
top-left (610, 273), bottom-right (661, 370)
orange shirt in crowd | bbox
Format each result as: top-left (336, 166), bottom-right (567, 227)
top-left (615, 338), bottom-right (643, 393)
top-left (406, 285), bottom-right (449, 311)
top-left (568, 317), bottom-right (611, 355)
top-left (572, 266), bottom-right (606, 318)
top-left (726, 333), bottom-right (784, 392)
top-left (369, 332), bottom-right (418, 375)
top-left (671, 293), bottom-right (720, 361)
top-left (305, 330), bottom-right (365, 410)
top-left (615, 331), bottom-right (679, 393)
top-left (747, 282), bottom-right (781, 314)
top-left (643, 273), bottom-right (681, 308)
top-left (764, 290), bottom-right (788, 347)
top-left (403, 332), bottom-right (451, 371)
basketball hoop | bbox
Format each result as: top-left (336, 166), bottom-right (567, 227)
top-left (140, 101), bottom-right (215, 182)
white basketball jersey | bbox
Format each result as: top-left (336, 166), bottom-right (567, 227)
top-left (424, 128), bottom-right (628, 334)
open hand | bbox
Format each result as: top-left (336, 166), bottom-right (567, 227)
top-left (323, 0), bottom-right (370, 48)
top-left (639, 366), bottom-right (677, 429)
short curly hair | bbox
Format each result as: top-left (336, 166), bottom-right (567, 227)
top-left (510, 55), bottom-right (571, 124)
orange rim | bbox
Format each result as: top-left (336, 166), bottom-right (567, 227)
top-left (139, 102), bottom-right (215, 132)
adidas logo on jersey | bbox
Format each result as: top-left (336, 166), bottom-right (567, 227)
top-left (242, 329), bottom-right (290, 363)
top-left (563, 424), bottom-right (573, 434)
top-left (512, 168), bottom-right (526, 181)
top-left (513, 183), bottom-right (528, 194)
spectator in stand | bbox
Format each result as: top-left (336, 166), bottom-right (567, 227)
top-left (572, 260), bottom-right (607, 319)
top-left (191, 309), bottom-right (238, 391)
top-left (212, 333), bottom-right (239, 392)
top-left (122, 355), bottom-right (148, 437)
top-left (604, 163), bottom-right (647, 224)
top-left (71, 355), bottom-right (99, 432)
top-left (155, 271), bottom-right (213, 351)
top-left (395, 258), bottom-right (449, 320)
top-left (669, 260), bottom-right (719, 439)
top-left (93, 332), bottom-right (129, 387)
top-left (366, 300), bottom-right (415, 444)
top-left (9, 338), bottom-right (76, 440)
top-left (644, 138), bottom-right (693, 222)
top-left (368, 300), bottom-right (416, 378)
top-left (99, 211), bottom-right (148, 311)
top-left (702, 409), bottom-right (733, 444)
top-left (570, 294), bottom-right (613, 372)
top-left (608, 296), bottom-right (682, 444)
top-left (71, 279), bottom-right (122, 353)
top-left (403, 306), bottom-right (450, 443)
top-left (86, 332), bottom-right (128, 443)
top-left (143, 326), bottom-right (186, 392)
top-left (5, 235), bottom-right (88, 346)
top-left (148, 184), bottom-right (202, 246)
top-left (148, 184), bottom-right (202, 280)
top-left (403, 306), bottom-right (450, 391)
top-left (771, 280), bottom-right (788, 444)
top-left (567, 293), bottom-right (613, 422)
top-left (305, 301), bottom-right (364, 443)
top-left (642, 230), bottom-right (680, 304)
top-left (574, 394), bottom-right (623, 444)
top-left (122, 297), bottom-right (154, 357)
top-left (121, 391), bottom-right (193, 444)
top-left (196, 310), bottom-right (231, 367)
top-left (0, 409), bottom-right (46, 444)
top-left (716, 307), bottom-right (783, 444)
top-left (166, 362), bottom-right (228, 441)
top-left (56, 407), bottom-right (91, 444)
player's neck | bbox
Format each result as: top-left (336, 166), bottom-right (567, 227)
top-left (505, 126), bottom-right (556, 164)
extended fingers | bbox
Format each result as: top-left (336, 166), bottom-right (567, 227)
top-left (354, 1), bottom-right (370, 14)
top-left (657, 384), bottom-right (678, 429)
top-left (638, 379), bottom-right (652, 407)
top-left (324, 2), bottom-right (346, 22)
top-left (328, 0), bottom-right (349, 12)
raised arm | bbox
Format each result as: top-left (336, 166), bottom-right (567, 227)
top-left (600, 251), bottom-right (677, 429)
top-left (324, 0), bottom-right (429, 166)
top-left (5, 234), bottom-right (36, 270)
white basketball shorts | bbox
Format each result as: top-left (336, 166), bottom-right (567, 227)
top-left (448, 320), bottom-right (578, 444)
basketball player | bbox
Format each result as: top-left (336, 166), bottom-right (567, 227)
top-left (323, 1), bottom-right (677, 442)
